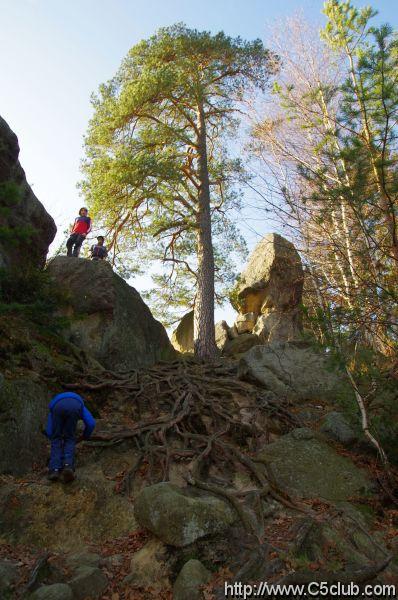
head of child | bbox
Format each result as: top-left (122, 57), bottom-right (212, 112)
top-left (79, 207), bottom-right (88, 217)
top-left (97, 236), bottom-right (104, 246)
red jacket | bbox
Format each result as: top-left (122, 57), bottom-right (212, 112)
top-left (72, 216), bottom-right (92, 235)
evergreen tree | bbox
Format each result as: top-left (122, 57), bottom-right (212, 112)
top-left (81, 24), bottom-right (275, 358)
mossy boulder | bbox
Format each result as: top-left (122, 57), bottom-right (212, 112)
top-left (256, 428), bottom-right (373, 502)
top-left (134, 482), bottom-right (236, 547)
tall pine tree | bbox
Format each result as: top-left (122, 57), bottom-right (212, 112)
top-left (81, 25), bottom-right (275, 358)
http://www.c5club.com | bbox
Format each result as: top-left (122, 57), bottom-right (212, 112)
top-left (224, 580), bottom-right (397, 599)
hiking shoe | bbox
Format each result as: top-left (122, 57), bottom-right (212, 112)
top-left (62, 465), bottom-right (75, 483)
top-left (47, 469), bottom-right (61, 482)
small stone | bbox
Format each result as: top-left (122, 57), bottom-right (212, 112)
top-left (173, 559), bottom-right (211, 600)
top-left (30, 583), bottom-right (73, 600)
top-left (69, 566), bottom-right (107, 599)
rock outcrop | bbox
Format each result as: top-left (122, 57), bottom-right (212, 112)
top-left (0, 115), bottom-right (56, 270)
top-left (238, 342), bottom-right (353, 403)
top-left (171, 310), bottom-right (194, 353)
top-left (231, 233), bottom-right (304, 343)
top-left (46, 256), bottom-right (175, 370)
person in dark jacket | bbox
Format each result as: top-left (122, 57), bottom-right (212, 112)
top-left (66, 207), bottom-right (92, 257)
top-left (90, 236), bottom-right (108, 261)
top-left (45, 392), bottom-right (96, 482)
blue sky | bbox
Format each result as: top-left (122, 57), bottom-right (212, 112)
top-left (1, 0), bottom-right (397, 324)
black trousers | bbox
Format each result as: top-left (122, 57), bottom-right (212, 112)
top-left (66, 233), bottom-right (86, 257)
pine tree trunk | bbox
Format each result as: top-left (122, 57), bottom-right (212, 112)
top-left (194, 102), bottom-right (218, 359)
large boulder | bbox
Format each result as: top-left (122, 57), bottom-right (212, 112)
top-left (256, 428), bottom-right (373, 502)
top-left (238, 342), bottom-right (353, 402)
top-left (46, 256), bottom-right (175, 370)
top-left (171, 313), bottom-right (235, 353)
top-left (0, 116), bottom-right (56, 270)
top-left (171, 310), bottom-right (194, 353)
top-left (134, 482), bottom-right (236, 547)
top-left (231, 234), bottom-right (304, 342)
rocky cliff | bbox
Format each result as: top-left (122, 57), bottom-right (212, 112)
top-left (0, 116), bottom-right (56, 270)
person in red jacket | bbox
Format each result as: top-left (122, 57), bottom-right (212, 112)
top-left (66, 207), bottom-right (92, 257)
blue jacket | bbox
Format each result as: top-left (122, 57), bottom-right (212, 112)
top-left (45, 392), bottom-right (96, 439)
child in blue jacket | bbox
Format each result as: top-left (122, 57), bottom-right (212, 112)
top-left (45, 392), bottom-right (96, 482)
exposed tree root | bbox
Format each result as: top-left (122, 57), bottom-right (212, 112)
top-left (65, 358), bottom-right (307, 535)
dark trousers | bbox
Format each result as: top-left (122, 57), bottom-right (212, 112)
top-left (66, 233), bottom-right (86, 257)
top-left (49, 397), bottom-right (81, 470)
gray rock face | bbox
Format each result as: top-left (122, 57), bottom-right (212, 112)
top-left (31, 584), bottom-right (73, 600)
top-left (171, 310), bottom-right (194, 353)
top-left (69, 566), bottom-right (107, 599)
top-left (239, 342), bottom-right (353, 402)
top-left (47, 256), bottom-right (175, 370)
top-left (320, 411), bottom-right (357, 446)
top-left (256, 428), bottom-right (372, 502)
top-left (0, 115), bottom-right (56, 270)
top-left (0, 378), bottom-right (49, 475)
top-left (174, 559), bottom-right (211, 600)
top-left (134, 482), bottom-right (236, 547)
top-left (231, 234), bottom-right (304, 342)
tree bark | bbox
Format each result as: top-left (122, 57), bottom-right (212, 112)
top-left (194, 101), bottom-right (218, 359)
